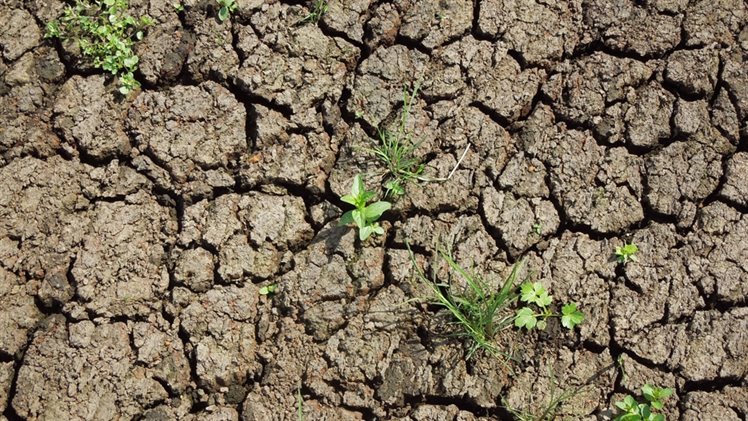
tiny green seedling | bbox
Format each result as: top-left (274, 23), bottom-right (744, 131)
top-left (173, 2), bottom-right (184, 12)
top-left (216, 0), bottom-right (237, 22)
top-left (300, 0), bottom-right (328, 24)
top-left (45, 0), bottom-right (153, 95)
top-left (339, 174), bottom-right (391, 241)
top-left (514, 282), bottom-right (584, 331)
top-left (532, 223), bottom-right (542, 235)
top-left (258, 284), bottom-right (277, 296)
top-left (407, 242), bottom-right (521, 360)
top-left (614, 384), bottom-right (673, 421)
top-left (615, 243), bottom-right (639, 264)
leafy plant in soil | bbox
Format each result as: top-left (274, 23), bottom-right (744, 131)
top-left (338, 174), bottom-right (392, 241)
top-left (514, 282), bottom-right (584, 331)
top-left (300, 0), bottom-right (328, 24)
top-left (216, 0), bottom-right (237, 22)
top-left (407, 242), bottom-right (521, 360)
top-left (45, 0), bottom-right (153, 95)
top-left (615, 242), bottom-right (639, 264)
top-left (614, 384), bottom-right (673, 421)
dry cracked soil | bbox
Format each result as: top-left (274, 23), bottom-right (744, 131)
top-left (1, 0), bottom-right (747, 420)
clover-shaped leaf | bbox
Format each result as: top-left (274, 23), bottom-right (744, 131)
top-left (520, 282), bottom-right (552, 307)
top-left (561, 303), bottom-right (584, 329)
top-left (514, 307), bottom-right (537, 330)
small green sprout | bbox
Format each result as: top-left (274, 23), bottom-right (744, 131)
top-left (216, 0), bottom-right (237, 22)
top-left (173, 2), bottom-right (184, 12)
top-left (616, 243), bottom-right (639, 264)
top-left (614, 384), bottom-right (673, 421)
top-left (532, 223), bottom-right (542, 235)
top-left (339, 174), bottom-right (391, 241)
top-left (300, 0), bottom-right (328, 24)
top-left (514, 282), bottom-right (583, 331)
top-left (45, 0), bottom-right (153, 95)
top-left (258, 284), bottom-right (277, 296)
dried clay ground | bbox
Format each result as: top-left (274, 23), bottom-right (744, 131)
top-left (1, 0), bottom-right (747, 420)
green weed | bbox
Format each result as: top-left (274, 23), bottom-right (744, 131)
top-left (514, 282), bottom-right (584, 331)
top-left (366, 83), bottom-right (472, 198)
top-left (45, 0), bottom-right (153, 95)
top-left (216, 0), bottom-right (237, 22)
top-left (615, 243), bottom-right (639, 264)
top-left (258, 284), bottom-right (277, 296)
top-left (339, 174), bottom-right (392, 241)
top-left (367, 84), bottom-right (426, 198)
top-left (614, 384), bottom-right (673, 421)
top-left (300, 0), bottom-right (328, 24)
top-left (407, 242), bottom-right (521, 360)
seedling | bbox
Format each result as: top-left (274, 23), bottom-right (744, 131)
top-left (216, 0), bottom-right (237, 22)
top-left (532, 223), bottom-right (542, 235)
top-left (338, 174), bottom-right (391, 241)
top-left (514, 282), bottom-right (584, 331)
top-left (407, 242), bottom-right (521, 360)
top-left (614, 384), bottom-right (673, 421)
top-left (173, 2), bottom-right (184, 12)
top-left (300, 0), bottom-right (328, 24)
top-left (615, 243), bottom-right (639, 264)
top-left (45, 0), bottom-right (153, 95)
top-left (258, 284), bottom-right (277, 296)
top-left (296, 383), bottom-right (305, 421)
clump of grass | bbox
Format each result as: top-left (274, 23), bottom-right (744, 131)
top-left (366, 83), bottom-right (471, 198)
top-left (45, 0), bottom-right (153, 95)
top-left (407, 242), bottom-right (521, 360)
top-left (368, 83), bottom-right (426, 198)
top-left (300, 0), bottom-right (328, 24)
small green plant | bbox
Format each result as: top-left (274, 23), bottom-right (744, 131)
top-left (258, 284), bottom-right (277, 296)
top-left (367, 84), bottom-right (426, 198)
top-left (532, 223), bottom-right (542, 235)
top-left (614, 384), bottom-right (673, 421)
top-left (173, 2), bottom-right (184, 12)
top-left (339, 174), bottom-right (392, 241)
top-left (216, 0), bottom-right (237, 22)
top-left (615, 243), bottom-right (639, 264)
top-left (300, 0), bottom-right (328, 24)
top-left (407, 242), bottom-right (521, 360)
top-left (296, 383), bottom-right (305, 421)
top-left (514, 282), bottom-right (584, 331)
top-left (45, 0), bottom-right (153, 95)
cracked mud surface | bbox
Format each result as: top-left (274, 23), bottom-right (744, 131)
top-left (1, 0), bottom-right (746, 419)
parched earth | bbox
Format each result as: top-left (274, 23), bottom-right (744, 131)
top-left (0, 0), bottom-right (747, 420)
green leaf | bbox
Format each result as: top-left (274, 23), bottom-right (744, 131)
top-left (340, 194), bottom-right (357, 206)
top-left (536, 290), bottom-right (552, 307)
top-left (351, 210), bottom-right (365, 229)
top-left (218, 6), bottom-right (229, 21)
top-left (359, 225), bottom-right (374, 241)
top-left (514, 307), bottom-right (537, 330)
top-left (650, 400), bottom-right (664, 410)
top-left (351, 174), bottom-right (364, 199)
top-left (519, 282), bottom-right (549, 306)
top-left (258, 284), bottom-right (276, 295)
top-left (561, 303), bottom-right (584, 329)
top-left (651, 415), bottom-right (664, 421)
top-left (339, 210), bottom-right (354, 226)
top-left (123, 55), bottom-right (138, 68)
top-left (536, 319), bottom-right (547, 330)
top-left (364, 201), bottom-right (391, 222)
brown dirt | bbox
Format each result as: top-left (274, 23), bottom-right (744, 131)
top-left (0, 0), bottom-right (746, 420)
